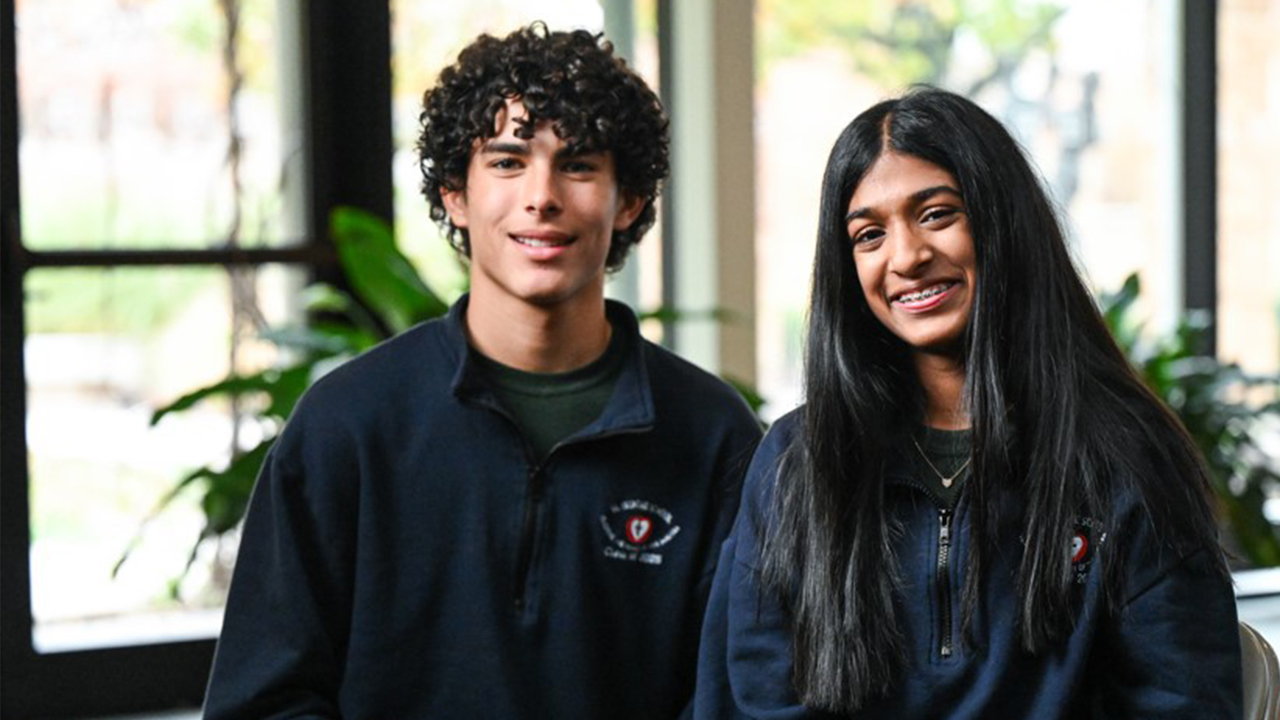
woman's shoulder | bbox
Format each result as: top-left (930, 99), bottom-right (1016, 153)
top-left (733, 408), bottom-right (807, 549)
top-left (745, 408), bottom-right (804, 487)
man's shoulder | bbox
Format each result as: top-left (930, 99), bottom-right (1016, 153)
top-left (294, 318), bottom-right (456, 417)
top-left (639, 339), bottom-right (741, 401)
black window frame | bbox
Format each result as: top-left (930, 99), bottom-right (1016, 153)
top-left (1, 1), bottom-right (392, 716)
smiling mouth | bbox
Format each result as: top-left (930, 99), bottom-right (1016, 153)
top-left (893, 281), bottom-right (958, 306)
top-left (512, 234), bottom-right (574, 248)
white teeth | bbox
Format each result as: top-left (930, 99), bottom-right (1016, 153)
top-left (896, 283), bottom-right (954, 304)
top-left (514, 236), bottom-right (568, 248)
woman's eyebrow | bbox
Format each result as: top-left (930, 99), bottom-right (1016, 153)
top-left (912, 184), bottom-right (962, 203)
top-left (844, 184), bottom-right (963, 223)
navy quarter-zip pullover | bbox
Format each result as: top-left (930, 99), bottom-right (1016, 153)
top-left (695, 410), bottom-right (1242, 719)
top-left (203, 297), bottom-right (763, 719)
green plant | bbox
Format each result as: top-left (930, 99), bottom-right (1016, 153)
top-left (1099, 272), bottom-right (1280, 567)
top-left (115, 207), bottom-right (451, 589)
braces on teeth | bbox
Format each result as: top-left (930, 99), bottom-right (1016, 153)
top-left (898, 284), bottom-right (951, 303)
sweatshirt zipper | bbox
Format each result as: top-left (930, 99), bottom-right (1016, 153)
top-left (510, 428), bottom-right (649, 612)
top-left (937, 508), bottom-right (954, 658)
top-left (513, 464), bottom-right (545, 611)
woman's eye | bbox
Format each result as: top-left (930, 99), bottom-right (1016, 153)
top-left (851, 228), bottom-right (884, 246)
top-left (921, 207), bottom-right (959, 224)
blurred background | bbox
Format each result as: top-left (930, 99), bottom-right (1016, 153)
top-left (2, 0), bottom-right (1277, 717)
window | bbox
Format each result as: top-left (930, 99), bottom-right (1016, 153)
top-left (1220, 0), bottom-right (1280, 379)
top-left (2, 1), bottom-right (392, 716)
top-left (19, 0), bottom-right (306, 653)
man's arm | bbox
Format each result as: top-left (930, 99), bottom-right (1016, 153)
top-left (202, 423), bottom-right (357, 720)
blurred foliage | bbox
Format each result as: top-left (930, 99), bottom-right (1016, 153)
top-left (115, 207), bottom-right (450, 588)
top-left (1100, 273), bottom-right (1280, 567)
top-left (758, 0), bottom-right (1065, 90)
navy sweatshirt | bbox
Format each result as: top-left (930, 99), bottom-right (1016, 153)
top-left (695, 410), bottom-right (1242, 719)
top-left (203, 297), bottom-right (763, 719)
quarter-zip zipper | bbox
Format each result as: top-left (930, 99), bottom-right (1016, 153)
top-left (936, 508), bottom-right (954, 658)
top-left (467, 395), bottom-right (546, 613)
top-left (513, 464), bottom-right (545, 611)
top-left (509, 426), bottom-right (653, 612)
top-left (461, 354), bottom-right (655, 614)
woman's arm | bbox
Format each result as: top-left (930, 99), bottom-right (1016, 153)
top-left (1091, 546), bottom-right (1242, 718)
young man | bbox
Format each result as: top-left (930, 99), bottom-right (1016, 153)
top-left (203, 24), bottom-right (762, 719)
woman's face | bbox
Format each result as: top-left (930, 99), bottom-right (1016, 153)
top-left (846, 151), bottom-right (976, 358)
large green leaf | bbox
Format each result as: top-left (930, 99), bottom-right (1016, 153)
top-left (330, 206), bottom-right (449, 333)
top-left (198, 440), bottom-right (274, 536)
top-left (150, 364), bottom-right (315, 426)
top-left (151, 372), bottom-right (277, 425)
top-left (114, 438), bottom-right (276, 583)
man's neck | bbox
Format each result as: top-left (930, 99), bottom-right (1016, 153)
top-left (465, 287), bottom-right (612, 374)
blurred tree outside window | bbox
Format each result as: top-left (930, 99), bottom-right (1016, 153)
top-left (1219, 0), bottom-right (1280, 521)
top-left (1220, 0), bottom-right (1280, 381)
top-left (17, 0), bottom-right (305, 651)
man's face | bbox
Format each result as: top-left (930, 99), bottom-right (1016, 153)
top-left (441, 99), bottom-right (642, 311)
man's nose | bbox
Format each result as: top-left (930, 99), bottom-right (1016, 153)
top-left (523, 163), bottom-right (562, 217)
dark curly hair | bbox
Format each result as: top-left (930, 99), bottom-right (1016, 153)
top-left (417, 22), bottom-right (670, 272)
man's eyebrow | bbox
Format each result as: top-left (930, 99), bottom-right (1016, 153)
top-left (844, 184), bottom-right (962, 223)
top-left (476, 141), bottom-right (603, 161)
top-left (554, 147), bottom-right (603, 160)
top-left (478, 140), bottom-right (529, 155)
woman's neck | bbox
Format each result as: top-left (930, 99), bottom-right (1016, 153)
top-left (913, 351), bottom-right (970, 430)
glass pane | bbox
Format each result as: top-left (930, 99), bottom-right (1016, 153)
top-left (1220, 0), bottom-right (1280, 377)
top-left (25, 264), bottom-right (305, 652)
top-left (753, 1), bottom-right (1179, 419)
top-left (389, 0), bottom-right (611, 304)
top-left (16, 0), bottom-right (305, 250)
top-left (627, 0), bottom-right (666, 342)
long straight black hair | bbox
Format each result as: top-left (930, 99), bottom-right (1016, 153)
top-left (758, 87), bottom-right (1227, 712)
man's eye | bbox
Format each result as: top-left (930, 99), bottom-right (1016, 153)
top-left (491, 158), bottom-right (521, 170)
top-left (562, 161), bottom-right (597, 173)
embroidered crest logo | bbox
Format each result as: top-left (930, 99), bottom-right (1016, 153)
top-left (1071, 517), bottom-right (1107, 585)
top-left (625, 515), bottom-right (653, 544)
top-left (600, 499), bottom-right (680, 566)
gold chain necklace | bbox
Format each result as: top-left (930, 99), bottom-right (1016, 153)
top-left (911, 437), bottom-right (972, 488)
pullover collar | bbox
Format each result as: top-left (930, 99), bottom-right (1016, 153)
top-left (444, 294), bottom-right (657, 438)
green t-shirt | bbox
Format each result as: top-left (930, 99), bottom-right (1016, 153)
top-left (470, 325), bottom-right (626, 463)
top-left (904, 424), bottom-right (972, 509)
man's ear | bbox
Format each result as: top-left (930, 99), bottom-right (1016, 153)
top-left (441, 187), bottom-right (470, 228)
top-left (612, 192), bottom-right (645, 232)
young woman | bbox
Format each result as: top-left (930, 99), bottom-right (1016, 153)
top-left (695, 88), bottom-right (1241, 719)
